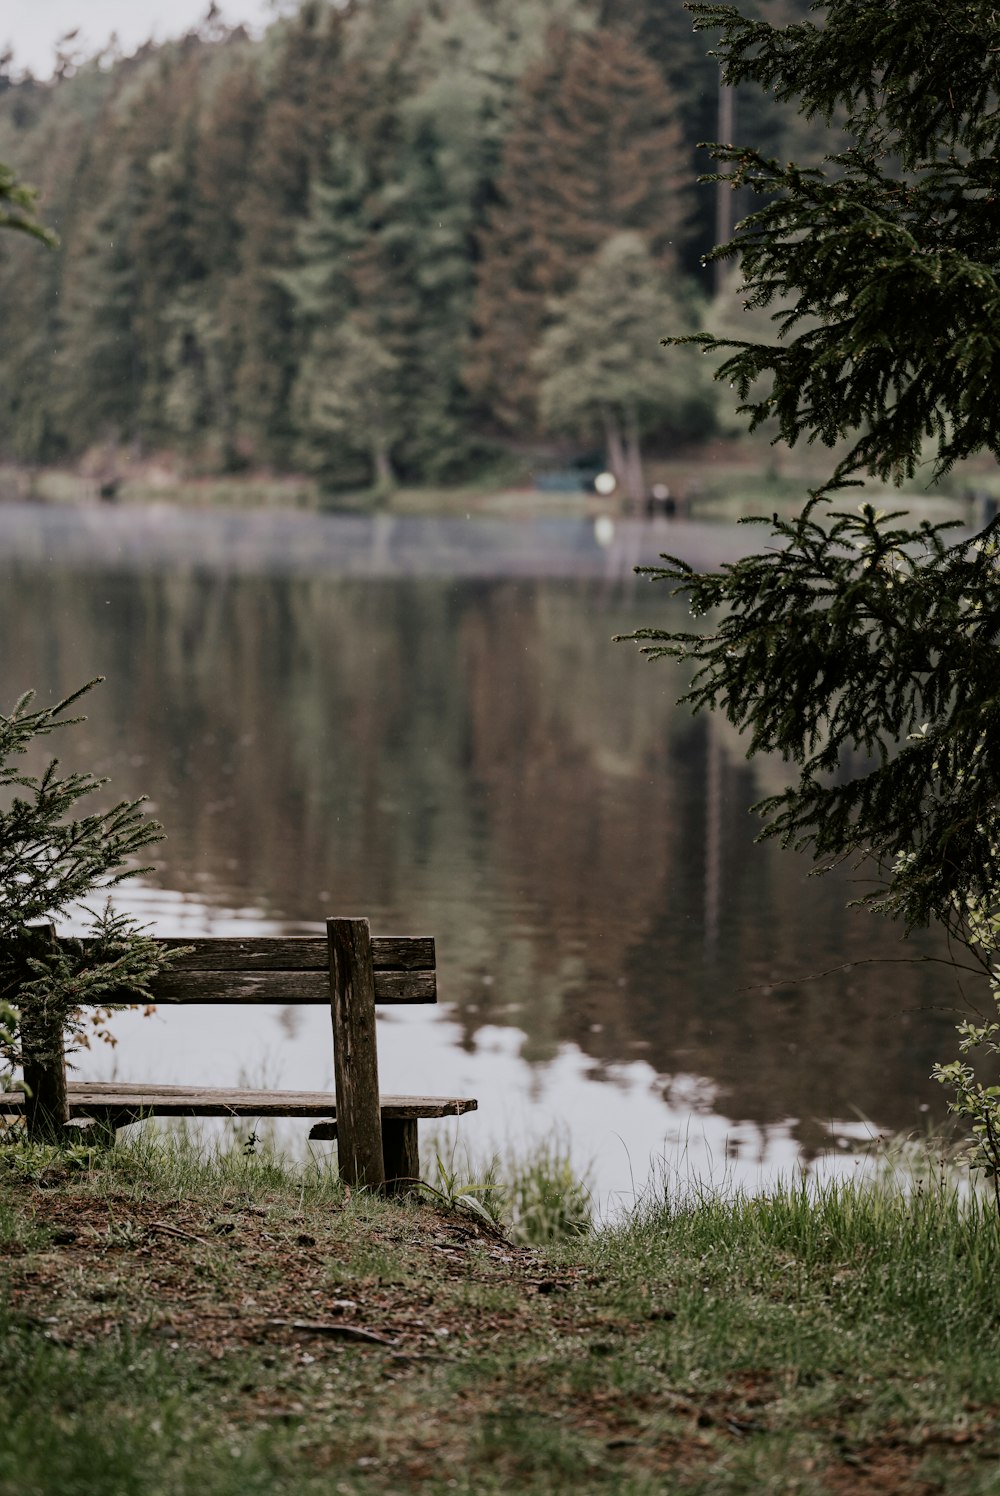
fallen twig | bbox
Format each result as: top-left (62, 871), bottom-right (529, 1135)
top-left (266, 1317), bottom-right (397, 1347)
top-left (147, 1220), bottom-right (212, 1247)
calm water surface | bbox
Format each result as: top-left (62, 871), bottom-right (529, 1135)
top-left (0, 504), bottom-right (962, 1206)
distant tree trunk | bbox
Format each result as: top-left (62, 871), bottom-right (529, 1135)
top-left (715, 80), bottom-right (736, 297)
top-left (601, 407), bottom-right (627, 496)
top-left (623, 399), bottom-right (646, 503)
top-left (371, 433), bottom-right (395, 493)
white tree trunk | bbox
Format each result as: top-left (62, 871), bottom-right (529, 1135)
top-left (623, 400), bottom-right (646, 503)
top-left (601, 407), bottom-right (627, 495)
top-left (371, 433), bottom-right (396, 493)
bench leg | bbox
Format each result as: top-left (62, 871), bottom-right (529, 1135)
top-left (328, 918), bottom-right (386, 1190)
top-left (382, 1119), bottom-right (419, 1195)
top-left (66, 1110), bottom-right (142, 1147)
top-left (64, 1116), bottom-right (114, 1148)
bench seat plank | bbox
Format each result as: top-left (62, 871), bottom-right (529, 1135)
top-left (3, 1081), bottom-right (477, 1121)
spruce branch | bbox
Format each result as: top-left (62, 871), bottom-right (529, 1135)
top-left (0, 680), bottom-right (178, 1077)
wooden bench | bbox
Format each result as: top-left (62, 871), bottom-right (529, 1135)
top-left (5, 916), bottom-right (477, 1192)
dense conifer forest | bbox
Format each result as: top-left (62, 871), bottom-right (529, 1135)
top-left (0, 0), bottom-right (818, 490)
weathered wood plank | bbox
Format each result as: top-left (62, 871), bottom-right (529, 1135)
top-left (4, 1081), bottom-right (476, 1121)
top-left (372, 937), bottom-right (435, 972)
top-left (146, 971), bottom-right (330, 1004)
top-left (156, 937), bottom-right (327, 970)
top-left (374, 971), bottom-right (436, 1005)
top-left (329, 918), bottom-right (385, 1188)
top-left (135, 969), bottom-right (435, 1005)
top-left (79, 935), bottom-right (435, 973)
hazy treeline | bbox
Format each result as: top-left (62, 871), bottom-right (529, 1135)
top-left (0, 0), bottom-right (817, 489)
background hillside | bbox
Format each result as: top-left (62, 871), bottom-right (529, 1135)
top-left (0, 0), bottom-right (820, 493)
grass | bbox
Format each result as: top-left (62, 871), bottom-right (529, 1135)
top-left (423, 1133), bottom-right (593, 1243)
top-left (2, 1130), bottom-right (1000, 1493)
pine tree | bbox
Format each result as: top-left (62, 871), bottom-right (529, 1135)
top-left (0, 119), bottom-right (81, 459)
top-left (467, 24), bottom-right (691, 434)
top-left (162, 52), bottom-right (262, 466)
top-left (597, 0), bottom-right (823, 270)
top-left (227, 1), bottom-right (348, 465)
top-left (282, 58), bottom-right (409, 488)
top-left (128, 53), bottom-right (207, 448)
top-left (286, 25), bottom-right (485, 488)
top-left (0, 682), bottom-right (176, 1137)
top-left (46, 41), bottom-right (210, 456)
top-left (0, 223), bottom-right (65, 460)
top-left (595, 0), bottom-right (719, 270)
top-left (50, 147), bottom-right (145, 452)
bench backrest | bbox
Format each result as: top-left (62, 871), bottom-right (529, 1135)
top-left (18, 916), bottom-right (431, 1189)
top-left (145, 933), bottom-right (436, 1005)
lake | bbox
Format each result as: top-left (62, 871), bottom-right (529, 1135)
top-left (0, 502), bottom-right (963, 1208)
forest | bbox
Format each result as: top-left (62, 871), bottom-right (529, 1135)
top-left (0, 0), bottom-right (820, 493)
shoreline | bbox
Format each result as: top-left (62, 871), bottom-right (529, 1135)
top-left (0, 454), bottom-right (980, 529)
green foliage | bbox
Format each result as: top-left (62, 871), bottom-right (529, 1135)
top-left (0, 160), bottom-right (56, 246)
top-left (931, 832), bottom-right (1000, 1204)
top-left (675, 0), bottom-right (1000, 489)
top-left (425, 1147), bottom-right (509, 1230)
top-left (933, 1044), bottom-right (1000, 1212)
top-left (0, 680), bottom-right (163, 938)
top-left (0, 679), bottom-right (172, 1079)
top-left (690, 0), bottom-right (998, 163)
top-left (8, 905), bottom-right (169, 1069)
top-left (0, 1132), bottom-right (97, 1179)
top-left (426, 1136), bottom-right (593, 1243)
top-left (701, 262), bottom-right (797, 438)
top-left (678, 145), bottom-right (1000, 487)
top-left (0, 1001), bottom-right (14, 1089)
top-left (285, 93), bottom-right (478, 490)
top-left (627, 503), bottom-right (1000, 934)
top-left (502, 1140), bottom-right (592, 1243)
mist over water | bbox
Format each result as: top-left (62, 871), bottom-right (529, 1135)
top-left (1, 505), bottom-right (960, 1203)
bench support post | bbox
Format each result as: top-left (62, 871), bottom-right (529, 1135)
top-left (328, 917), bottom-right (386, 1190)
top-left (18, 923), bottom-right (69, 1145)
top-left (382, 1118), bottom-right (420, 1195)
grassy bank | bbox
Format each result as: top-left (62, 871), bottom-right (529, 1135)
top-left (2, 1134), bottom-right (1000, 1494)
